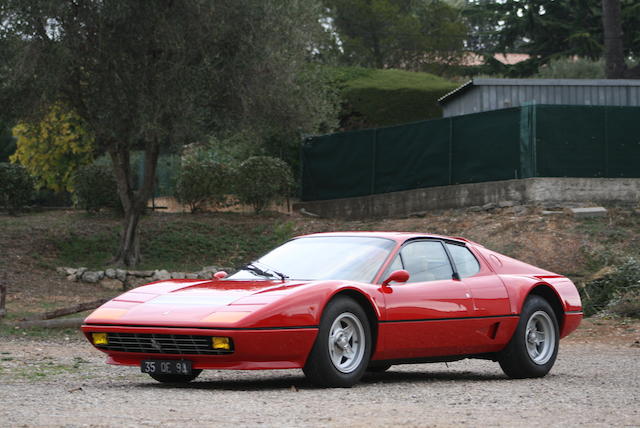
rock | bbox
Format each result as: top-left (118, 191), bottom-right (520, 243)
top-left (498, 200), bottom-right (516, 208)
top-left (197, 271), bottom-right (212, 279)
top-left (570, 207), bottom-right (607, 218)
top-left (99, 278), bottom-right (123, 291)
top-left (299, 208), bottom-right (320, 217)
top-left (125, 276), bottom-right (151, 289)
top-left (482, 202), bottom-right (496, 211)
top-left (82, 271), bottom-right (102, 283)
top-left (542, 210), bottom-right (563, 215)
top-left (105, 268), bottom-right (117, 279)
top-left (467, 206), bottom-right (483, 212)
top-left (128, 270), bottom-right (154, 277)
top-left (511, 205), bottom-right (528, 216)
top-left (408, 211), bottom-right (427, 218)
top-left (185, 273), bottom-right (199, 279)
top-left (153, 269), bottom-right (171, 281)
top-left (76, 267), bottom-right (88, 277)
top-left (57, 267), bottom-right (77, 275)
top-left (66, 274), bottom-right (77, 282)
top-left (171, 272), bottom-right (186, 279)
top-left (115, 269), bottom-right (127, 282)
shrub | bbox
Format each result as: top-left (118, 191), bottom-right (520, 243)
top-left (0, 162), bottom-right (35, 214)
top-left (534, 58), bottom-right (605, 79)
top-left (235, 156), bottom-right (293, 213)
top-left (72, 164), bottom-right (120, 213)
top-left (327, 66), bottom-right (457, 130)
top-left (175, 159), bottom-right (232, 213)
top-left (581, 258), bottom-right (640, 317)
top-left (11, 104), bottom-right (94, 192)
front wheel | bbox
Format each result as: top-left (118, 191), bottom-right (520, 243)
top-left (303, 296), bottom-right (372, 387)
top-left (498, 295), bottom-right (559, 379)
top-left (149, 369), bottom-right (202, 384)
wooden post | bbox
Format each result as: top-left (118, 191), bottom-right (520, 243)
top-left (0, 281), bottom-right (7, 319)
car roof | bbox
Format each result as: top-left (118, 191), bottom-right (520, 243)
top-left (298, 231), bottom-right (477, 246)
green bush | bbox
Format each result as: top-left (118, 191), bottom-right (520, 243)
top-left (328, 66), bottom-right (458, 130)
top-left (235, 156), bottom-right (293, 213)
top-left (175, 158), bottom-right (232, 213)
top-left (534, 58), bottom-right (605, 79)
top-left (73, 164), bottom-right (120, 213)
top-left (0, 162), bottom-right (34, 214)
top-left (581, 258), bottom-right (640, 317)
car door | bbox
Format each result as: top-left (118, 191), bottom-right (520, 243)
top-left (444, 241), bottom-right (516, 353)
top-left (377, 239), bottom-right (477, 360)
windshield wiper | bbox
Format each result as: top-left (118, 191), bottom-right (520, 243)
top-left (242, 262), bottom-right (289, 282)
top-left (242, 263), bottom-right (276, 279)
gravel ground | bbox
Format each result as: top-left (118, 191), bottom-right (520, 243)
top-left (1, 326), bottom-right (639, 428)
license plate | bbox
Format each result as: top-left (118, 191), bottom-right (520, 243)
top-left (141, 360), bottom-right (192, 375)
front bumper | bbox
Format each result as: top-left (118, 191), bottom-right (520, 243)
top-left (82, 324), bottom-right (318, 370)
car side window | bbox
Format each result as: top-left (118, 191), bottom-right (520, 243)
top-left (446, 243), bottom-right (480, 278)
top-left (400, 241), bottom-right (453, 283)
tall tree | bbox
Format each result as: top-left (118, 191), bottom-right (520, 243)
top-left (0, 0), bottom-right (337, 266)
top-left (465, 0), bottom-right (640, 76)
top-left (324, 0), bottom-right (467, 70)
top-left (602, 0), bottom-right (640, 78)
top-left (602, 0), bottom-right (625, 78)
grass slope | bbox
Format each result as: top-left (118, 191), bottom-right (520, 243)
top-left (331, 67), bottom-right (458, 130)
top-left (1, 208), bottom-right (639, 331)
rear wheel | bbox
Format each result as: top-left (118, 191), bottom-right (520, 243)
top-left (149, 370), bottom-right (202, 384)
top-left (303, 296), bottom-right (372, 387)
top-left (498, 295), bottom-right (559, 379)
top-left (367, 363), bottom-right (392, 373)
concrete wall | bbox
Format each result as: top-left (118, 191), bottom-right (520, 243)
top-left (293, 178), bottom-right (640, 219)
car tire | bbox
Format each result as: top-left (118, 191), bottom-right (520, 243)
top-left (149, 369), bottom-right (202, 384)
top-left (366, 363), bottom-right (392, 373)
top-left (498, 295), bottom-right (559, 379)
top-left (303, 296), bottom-right (372, 388)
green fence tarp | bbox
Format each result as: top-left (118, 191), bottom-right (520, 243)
top-left (301, 105), bottom-right (640, 201)
top-left (374, 120), bottom-right (451, 194)
top-left (451, 108), bottom-right (520, 185)
top-left (301, 129), bottom-right (375, 201)
top-left (536, 106), bottom-right (606, 177)
top-left (604, 107), bottom-right (640, 178)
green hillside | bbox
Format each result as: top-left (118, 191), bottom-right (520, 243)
top-left (330, 67), bottom-right (459, 130)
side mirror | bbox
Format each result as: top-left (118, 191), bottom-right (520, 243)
top-left (382, 269), bottom-right (410, 286)
top-left (214, 271), bottom-right (228, 280)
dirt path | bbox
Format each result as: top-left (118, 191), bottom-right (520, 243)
top-left (1, 320), bottom-right (638, 427)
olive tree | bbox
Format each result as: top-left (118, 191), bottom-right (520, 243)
top-left (0, 0), bottom-right (337, 266)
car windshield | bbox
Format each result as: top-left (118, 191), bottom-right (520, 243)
top-left (228, 236), bottom-right (396, 283)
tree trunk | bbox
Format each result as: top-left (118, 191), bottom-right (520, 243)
top-left (26, 298), bottom-right (111, 321)
top-left (109, 141), bottom-right (160, 267)
top-left (602, 0), bottom-right (626, 79)
top-left (13, 318), bottom-right (84, 329)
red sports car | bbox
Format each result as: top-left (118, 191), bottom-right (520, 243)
top-left (82, 232), bottom-right (582, 387)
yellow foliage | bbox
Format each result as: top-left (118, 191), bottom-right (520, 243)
top-left (11, 104), bottom-right (94, 192)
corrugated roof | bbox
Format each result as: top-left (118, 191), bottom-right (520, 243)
top-left (438, 78), bottom-right (640, 105)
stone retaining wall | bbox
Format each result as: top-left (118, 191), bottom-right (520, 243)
top-left (56, 266), bottom-right (234, 290)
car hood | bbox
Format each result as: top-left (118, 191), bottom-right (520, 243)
top-left (84, 278), bottom-right (316, 327)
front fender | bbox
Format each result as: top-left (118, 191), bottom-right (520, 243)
top-left (238, 281), bottom-right (383, 329)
